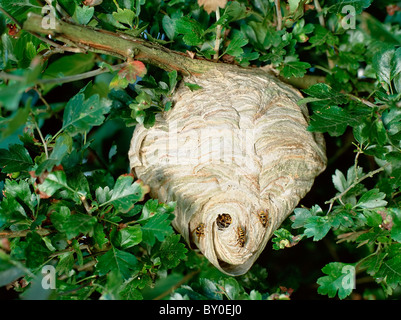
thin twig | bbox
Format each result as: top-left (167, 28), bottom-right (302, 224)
top-left (314, 0), bottom-right (325, 27)
top-left (325, 164), bottom-right (389, 208)
top-left (32, 114), bottom-right (49, 159)
top-left (0, 62), bottom-right (127, 85)
top-left (314, 0), bottom-right (335, 69)
top-left (0, 229), bottom-right (51, 239)
top-left (347, 93), bottom-right (378, 109)
top-left (213, 8), bottom-right (222, 60)
top-left (274, 0), bottom-right (282, 31)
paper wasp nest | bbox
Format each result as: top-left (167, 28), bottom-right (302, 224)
top-left (128, 65), bottom-right (326, 276)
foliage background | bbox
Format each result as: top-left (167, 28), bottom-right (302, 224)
top-left (0, 0), bottom-right (401, 300)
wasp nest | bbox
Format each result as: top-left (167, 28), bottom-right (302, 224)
top-left (128, 65), bottom-right (326, 276)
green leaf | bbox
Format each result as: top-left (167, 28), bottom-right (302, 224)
top-left (391, 208), bottom-right (401, 242)
top-left (162, 15), bottom-right (176, 40)
top-left (175, 17), bottom-right (204, 46)
top-left (75, 5), bottom-right (94, 25)
top-left (0, 253), bottom-right (26, 287)
top-left (0, 105), bottom-right (31, 141)
top-left (37, 170), bottom-right (70, 198)
top-left (100, 175), bottom-right (149, 213)
top-left (63, 214), bottom-right (97, 240)
top-left (0, 144), bottom-right (34, 173)
top-left (96, 246), bottom-right (138, 279)
top-left (308, 25), bottom-right (338, 48)
top-left (300, 83), bottom-right (349, 106)
top-left (35, 133), bottom-right (73, 175)
top-left (317, 262), bottom-right (355, 299)
top-left (308, 105), bottom-right (358, 137)
top-left (141, 212), bottom-right (174, 246)
top-left (112, 8), bottom-right (135, 27)
top-left (373, 47), bottom-right (396, 86)
top-left (62, 92), bottom-right (112, 137)
top-left (291, 207), bottom-right (313, 229)
top-left (272, 228), bottom-right (297, 250)
top-left (356, 189), bottom-right (387, 209)
top-left (184, 82), bottom-right (203, 91)
top-left (139, 199), bottom-right (176, 221)
top-left (117, 225), bottom-right (142, 249)
top-left (50, 205), bottom-right (96, 239)
top-left (25, 232), bottom-right (51, 268)
top-left (303, 215), bottom-right (332, 241)
top-left (159, 234), bottom-right (187, 269)
top-left (224, 32), bottom-right (248, 57)
top-left (327, 0), bottom-right (372, 15)
top-left (3, 179), bottom-right (36, 213)
top-left (41, 53), bottom-right (96, 93)
top-left (373, 244), bottom-right (401, 289)
top-left (279, 61), bottom-right (311, 78)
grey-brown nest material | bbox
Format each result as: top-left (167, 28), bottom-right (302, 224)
top-left (128, 65), bottom-right (327, 276)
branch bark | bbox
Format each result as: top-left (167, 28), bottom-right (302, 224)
top-left (22, 13), bottom-right (326, 89)
top-left (23, 13), bottom-right (216, 76)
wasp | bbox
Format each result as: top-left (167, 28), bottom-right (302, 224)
top-left (216, 213), bottom-right (232, 229)
top-left (236, 225), bottom-right (246, 247)
top-left (258, 210), bottom-right (269, 228)
top-left (193, 223), bottom-right (205, 241)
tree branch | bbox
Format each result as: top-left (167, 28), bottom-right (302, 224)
top-left (0, 229), bottom-right (51, 239)
top-left (23, 13), bottom-right (216, 76)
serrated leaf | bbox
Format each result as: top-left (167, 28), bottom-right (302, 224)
top-left (159, 234), bottom-right (187, 269)
top-left (308, 25), bottom-right (338, 48)
top-left (3, 179), bottom-right (36, 213)
top-left (117, 225), bottom-right (142, 249)
top-left (317, 262), bottom-right (355, 299)
top-left (308, 105), bottom-right (357, 137)
top-left (96, 246), bottom-right (138, 279)
top-left (373, 244), bottom-right (401, 289)
top-left (116, 61), bottom-right (147, 85)
top-left (300, 83), bottom-right (349, 106)
top-left (62, 92), bottom-right (111, 137)
top-left (112, 8), bottom-right (135, 27)
top-left (356, 189), bottom-right (387, 209)
top-left (62, 214), bottom-right (97, 239)
top-left (304, 215), bottom-right (332, 241)
top-left (100, 175), bottom-right (149, 213)
top-left (280, 61), bottom-right (311, 78)
top-left (25, 232), bottom-right (51, 268)
top-left (291, 208), bottom-right (312, 229)
top-left (175, 17), bottom-right (204, 46)
top-left (224, 32), bottom-right (248, 57)
top-left (0, 144), bottom-right (33, 173)
top-left (37, 170), bottom-right (69, 199)
top-left (75, 5), bottom-right (94, 25)
top-left (35, 133), bottom-right (73, 175)
top-left (327, 0), bottom-right (372, 15)
top-left (141, 212), bottom-right (174, 246)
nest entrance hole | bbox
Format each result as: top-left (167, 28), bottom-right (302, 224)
top-left (216, 213), bottom-right (232, 229)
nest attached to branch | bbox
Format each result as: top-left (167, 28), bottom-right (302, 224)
top-left (22, 13), bottom-right (326, 276)
top-left (128, 65), bottom-right (327, 276)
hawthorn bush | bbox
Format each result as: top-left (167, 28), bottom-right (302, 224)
top-left (0, 0), bottom-right (400, 300)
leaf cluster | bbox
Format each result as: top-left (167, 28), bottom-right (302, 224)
top-left (1, 0), bottom-right (401, 301)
